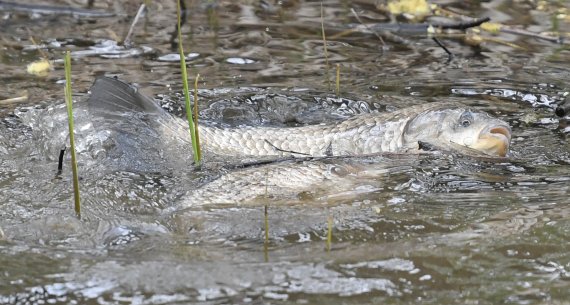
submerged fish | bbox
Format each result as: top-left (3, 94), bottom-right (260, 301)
top-left (178, 157), bottom-right (410, 206)
top-left (88, 77), bottom-right (511, 158)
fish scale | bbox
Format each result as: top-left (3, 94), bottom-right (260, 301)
top-left (184, 161), bottom-right (350, 205)
top-left (196, 109), bottom-right (418, 157)
top-left (87, 77), bottom-right (511, 159)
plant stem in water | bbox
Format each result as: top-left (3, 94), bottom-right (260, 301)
top-left (177, 0), bottom-right (201, 165)
top-left (193, 74), bottom-right (202, 161)
top-left (321, 2), bottom-right (331, 91)
top-left (63, 51), bottom-right (81, 218)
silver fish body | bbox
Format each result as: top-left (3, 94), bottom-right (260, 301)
top-left (88, 77), bottom-right (512, 160)
top-left (197, 104), bottom-right (511, 157)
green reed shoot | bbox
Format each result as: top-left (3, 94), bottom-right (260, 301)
top-left (335, 64), bottom-right (340, 96)
top-left (321, 2), bottom-right (331, 91)
top-left (326, 214), bottom-right (333, 251)
top-left (177, 0), bottom-right (201, 165)
top-left (193, 74), bottom-right (202, 161)
top-left (63, 51), bottom-right (81, 217)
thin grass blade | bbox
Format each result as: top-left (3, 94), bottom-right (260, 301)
top-left (63, 51), bottom-right (81, 217)
top-left (176, 0), bottom-right (200, 165)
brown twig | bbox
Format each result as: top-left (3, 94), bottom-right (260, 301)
top-left (123, 4), bottom-right (146, 47)
top-left (438, 17), bottom-right (490, 30)
top-left (350, 8), bottom-right (385, 46)
top-left (499, 26), bottom-right (568, 45)
top-left (432, 36), bottom-right (453, 59)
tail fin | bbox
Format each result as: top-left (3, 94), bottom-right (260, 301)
top-left (85, 77), bottom-right (192, 172)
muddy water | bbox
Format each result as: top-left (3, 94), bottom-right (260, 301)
top-left (1, 0), bottom-right (570, 304)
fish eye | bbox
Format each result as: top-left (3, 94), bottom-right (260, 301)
top-left (459, 111), bottom-right (473, 127)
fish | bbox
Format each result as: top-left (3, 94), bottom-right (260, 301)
top-left (11, 77), bottom-right (513, 207)
top-left (88, 77), bottom-right (512, 159)
top-left (174, 155), bottom-right (424, 206)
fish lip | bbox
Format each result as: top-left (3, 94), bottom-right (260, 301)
top-left (488, 125), bottom-right (512, 141)
top-left (479, 124), bottom-right (511, 140)
top-left (477, 124), bottom-right (512, 156)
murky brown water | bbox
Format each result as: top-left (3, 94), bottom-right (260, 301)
top-left (1, 0), bottom-right (570, 304)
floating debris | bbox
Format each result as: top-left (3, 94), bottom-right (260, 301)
top-left (0, 92), bottom-right (28, 104)
top-left (26, 59), bottom-right (52, 76)
top-left (226, 57), bottom-right (256, 65)
top-left (157, 53), bottom-right (200, 62)
top-left (386, 0), bottom-right (431, 19)
top-left (71, 40), bottom-right (155, 59)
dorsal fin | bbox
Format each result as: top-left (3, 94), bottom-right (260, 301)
top-left (87, 76), bottom-right (165, 117)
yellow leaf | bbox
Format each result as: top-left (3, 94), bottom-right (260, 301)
top-left (26, 59), bottom-right (52, 77)
top-left (480, 22), bottom-right (502, 34)
top-left (387, 0), bottom-right (430, 16)
top-left (465, 33), bottom-right (483, 46)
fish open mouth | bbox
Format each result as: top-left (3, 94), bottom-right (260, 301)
top-left (489, 126), bottom-right (511, 139)
top-left (473, 125), bottom-right (512, 157)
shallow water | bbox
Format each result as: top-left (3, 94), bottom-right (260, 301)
top-left (1, 0), bottom-right (570, 304)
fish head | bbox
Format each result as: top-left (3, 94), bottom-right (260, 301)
top-left (408, 107), bottom-right (512, 157)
